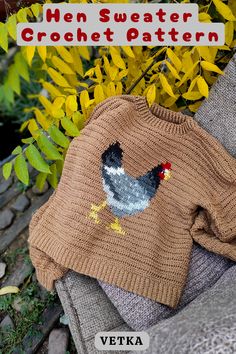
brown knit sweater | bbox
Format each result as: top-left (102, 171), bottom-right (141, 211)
top-left (28, 95), bottom-right (236, 308)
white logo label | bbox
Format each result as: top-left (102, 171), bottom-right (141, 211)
top-left (95, 331), bottom-right (150, 351)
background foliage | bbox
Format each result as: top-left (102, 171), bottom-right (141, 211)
top-left (0, 0), bottom-right (235, 190)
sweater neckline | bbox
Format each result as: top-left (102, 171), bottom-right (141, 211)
top-left (133, 95), bottom-right (197, 135)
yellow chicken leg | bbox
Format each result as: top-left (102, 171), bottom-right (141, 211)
top-left (107, 217), bottom-right (125, 235)
top-left (88, 201), bottom-right (107, 224)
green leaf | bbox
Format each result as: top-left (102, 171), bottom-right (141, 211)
top-left (2, 162), bottom-right (12, 180)
top-left (55, 159), bottom-right (64, 176)
top-left (12, 146), bottom-right (22, 155)
top-left (15, 53), bottom-right (30, 82)
top-left (21, 137), bottom-right (34, 144)
top-left (0, 24), bottom-right (8, 52)
top-left (6, 14), bottom-right (17, 40)
top-left (25, 144), bottom-right (51, 174)
top-left (37, 134), bottom-right (63, 161)
top-left (61, 117), bottom-right (80, 137)
top-left (47, 163), bottom-right (58, 189)
top-left (48, 125), bottom-right (70, 148)
top-left (36, 172), bottom-right (48, 192)
top-left (3, 82), bottom-right (14, 104)
top-left (8, 66), bottom-right (20, 95)
top-left (14, 154), bottom-right (29, 185)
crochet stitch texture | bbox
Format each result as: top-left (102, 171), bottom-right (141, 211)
top-left (28, 95), bottom-right (236, 308)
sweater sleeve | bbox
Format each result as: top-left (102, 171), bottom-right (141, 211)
top-left (28, 191), bottom-right (68, 291)
top-left (191, 181), bottom-right (236, 261)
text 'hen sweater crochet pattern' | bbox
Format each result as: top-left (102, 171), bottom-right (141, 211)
top-left (28, 95), bottom-right (236, 308)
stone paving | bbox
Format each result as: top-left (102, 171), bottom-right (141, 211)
top-left (0, 170), bottom-right (76, 353)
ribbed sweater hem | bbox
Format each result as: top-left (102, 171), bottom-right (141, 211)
top-left (30, 234), bottom-right (182, 308)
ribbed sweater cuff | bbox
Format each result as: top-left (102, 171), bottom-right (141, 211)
top-left (29, 245), bottom-right (68, 291)
top-left (35, 268), bottom-right (56, 291)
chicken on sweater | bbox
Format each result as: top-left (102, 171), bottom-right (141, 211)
top-left (89, 141), bottom-right (171, 234)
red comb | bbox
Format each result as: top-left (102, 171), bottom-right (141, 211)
top-left (161, 162), bottom-right (172, 170)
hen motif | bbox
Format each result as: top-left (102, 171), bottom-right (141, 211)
top-left (89, 141), bottom-right (172, 235)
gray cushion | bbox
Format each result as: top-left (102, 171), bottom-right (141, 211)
top-left (195, 54), bottom-right (236, 157)
top-left (138, 264), bottom-right (236, 354)
top-left (55, 272), bottom-right (131, 354)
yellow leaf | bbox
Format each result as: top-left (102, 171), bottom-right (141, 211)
top-left (51, 108), bottom-right (65, 119)
top-left (84, 68), bottom-right (95, 77)
top-left (34, 108), bottom-right (50, 130)
top-left (26, 8), bottom-right (33, 18)
top-left (42, 82), bottom-right (62, 98)
top-left (118, 69), bottom-right (128, 80)
top-left (146, 85), bottom-right (156, 106)
top-left (176, 61), bottom-right (199, 87)
top-left (182, 91), bottom-right (203, 100)
top-left (189, 101), bottom-right (203, 113)
top-left (159, 74), bottom-right (176, 98)
top-left (212, 0), bottom-right (236, 20)
top-left (37, 46), bottom-right (47, 62)
top-left (109, 65), bottom-right (118, 81)
top-left (196, 47), bottom-right (213, 63)
top-left (110, 47), bottom-right (126, 70)
top-left (80, 90), bottom-right (90, 109)
top-left (200, 61), bottom-right (224, 75)
top-left (72, 111), bottom-right (85, 130)
top-left (25, 46), bottom-right (35, 66)
top-left (78, 46), bottom-right (90, 60)
top-left (64, 88), bottom-right (77, 94)
top-left (163, 95), bottom-right (180, 108)
top-left (94, 85), bottom-right (105, 104)
top-left (70, 48), bottom-right (84, 76)
top-left (103, 56), bottom-right (111, 76)
top-left (116, 82), bottom-right (123, 95)
top-left (225, 21), bottom-right (234, 46)
top-left (55, 46), bottom-right (73, 63)
top-left (203, 70), bottom-right (217, 85)
top-left (95, 65), bottom-right (103, 83)
top-left (17, 8), bottom-right (28, 22)
top-left (0, 24), bottom-right (8, 52)
top-left (208, 47), bottom-right (218, 62)
top-left (198, 12), bottom-right (212, 22)
top-left (6, 14), bottom-right (17, 40)
top-left (217, 45), bottom-right (231, 51)
top-left (31, 3), bottom-right (42, 17)
top-left (28, 118), bottom-right (40, 138)
top-left (165, 61), bottom-right (181, 80)
top-left (197, 76), bottom-right (209, 98)
top-left (39, 95), bottom-right (53, 115)
top-left (107, 82), bottom-right (116, 97)
top-left (48, 68), bottom-right (70, 87)
top-left (229, 0), bottom-right (236, 17)
top-left (121, 46), bottom-right (135, 58)
top-left (66, 95), bottom-right (78, 116)
top-left (188, 77), bottom-right (199, 92)
top-left (53, 97), bottom-right (65, 110)
top-left (182, 51), bottom-right (193, 74)
top-left (0, 286), bottom-right (20, 295)
top-left (20, 120), bottom-right (29, 132)
top-left (166, 48), bottom-right (182, 72)
top-left (51, 56), bottom-right (74, 75)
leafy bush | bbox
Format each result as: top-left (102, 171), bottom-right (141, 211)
top-left (0, 0), bottom-right (235, 190)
